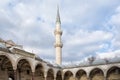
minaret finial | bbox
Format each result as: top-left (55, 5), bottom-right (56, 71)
top-left (56, 5), bottom-right (61, 24)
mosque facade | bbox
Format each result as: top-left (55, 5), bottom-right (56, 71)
top-left (0, 8), bottom-right (120, 80)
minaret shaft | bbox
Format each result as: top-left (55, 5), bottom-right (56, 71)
top-left (54, 6), bottom-right (63, 65)
top-left (55, 47), bottom-right (62, 65)
top-left (55, 35), bottom-right (60, 42)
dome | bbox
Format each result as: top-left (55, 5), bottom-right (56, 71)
top-left (0, 43), bottom-right (6, 48)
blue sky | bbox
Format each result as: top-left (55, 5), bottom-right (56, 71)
top-left (0, 0), bottom-right (120, 64)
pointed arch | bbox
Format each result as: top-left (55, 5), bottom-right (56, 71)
top-left (107, 66), bottom-right (120, 80)
top-left (0, 53), bottom-right (15, 68)
top-left (34, 63), bottom-right (44, 80)
top-left (47, 68), bottom-right (54, 80)
top-left (64, 71), bottom-right (73, 80)
top-left (17, 58), bottom-right (32, 80)
top-left (0, 55), bottom-right (14, 80)
top-left (56, 70), bottom-right (62, 80)
top-left (15, 57), bottom-right (33, 71)
top-left (75, 69), bottom-right (87, 80)
top-left (89, 68), bottom-right (104, 80)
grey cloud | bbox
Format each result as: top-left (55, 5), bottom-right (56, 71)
top-left (61, 0), bottom-right (120, 31)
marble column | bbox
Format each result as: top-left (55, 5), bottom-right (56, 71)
top-left (54, 76), bottom-right (56, 80)
top-left (104, 77), bottom-right (108, 80)
top-left (87, 77), bottom-right (91, 80)
top-left (18, 69), bottom-right (21, 80)
top-left (14, 70), bottom-right (17, 80)
top-left (62, 75), bottom-right (64, 80)
top-left (32, 72), bottom-right (35, 80)
top-left (44, 75), bottom-right (47, 80)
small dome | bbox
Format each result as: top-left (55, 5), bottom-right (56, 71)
top-left (93, 59), bottom-right (105, 65)
top-left (0, 43), bottom-right (6, 48)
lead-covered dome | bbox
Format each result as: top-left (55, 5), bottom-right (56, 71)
top-left (0, 43), bottom-right (6, 49)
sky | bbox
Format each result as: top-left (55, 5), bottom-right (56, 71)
top-left (0, 0), bottom-right (120, 65)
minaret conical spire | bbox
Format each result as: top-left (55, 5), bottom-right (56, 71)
top-left (56, 6), bottom-right (61, 24)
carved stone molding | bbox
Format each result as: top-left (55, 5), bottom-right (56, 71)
top-left (54, 43), bottom-right (63, 48)
top-left (54, 30), bottom-right (62, 35)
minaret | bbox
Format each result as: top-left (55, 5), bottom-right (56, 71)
top-left (54, 6), bottom-right (63, 65)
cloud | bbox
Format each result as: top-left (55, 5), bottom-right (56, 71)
top-left (24, 46), bottom-right (55, 61)
top-left (94, 5), bottom-right (120, 61)
top-left (60, 0), bottom-right (120, 63)
top-left (106, 6), bottom-right (120, 50)
top-left (96, 50), bottom-right (120, 59)
top-left (64, 30), bottom-right (113, 46)
top-left (62, 29), bottom-right (113, 62)
top-left (61, 0), bottom-right (120, 30)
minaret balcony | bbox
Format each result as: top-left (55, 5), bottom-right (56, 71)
top-left (54, 43), bottom-right (63, 48)
top-left (54, 30), bottom-right (62, 35)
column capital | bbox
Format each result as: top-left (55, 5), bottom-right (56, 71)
top-left (13, 65), bottom-right (17, 71)
top-left (54, 75), bottom-right (56, 79)
top-left (44, 71), bottom-right (47, 78)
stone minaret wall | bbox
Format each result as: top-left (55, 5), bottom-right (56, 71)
top-left (54, 7), bottom-right (63, 65)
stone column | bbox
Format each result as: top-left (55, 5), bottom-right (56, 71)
top-left (14, 70), bottom-right (17, 80)
top-left (104, 77), bottom-right (107, 80)
top-left (44, 74), bottom-right (47, 80)
top-left (54, 75), bottom-right (56, 80)
top-left (32, 72), bottom-right (35, 80)
top-left (18, 69), bottom-right (21, 80)
top-left (73, 73), bottom-right (76, 80)
top-left (87, 77), bottom-right (91, 80)
top-left (62, 75), bottom-right (64, 80)
top-left (5, 68), bottom-right (8, 80)
top-left (44, 70), bottom-right (47, 80)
